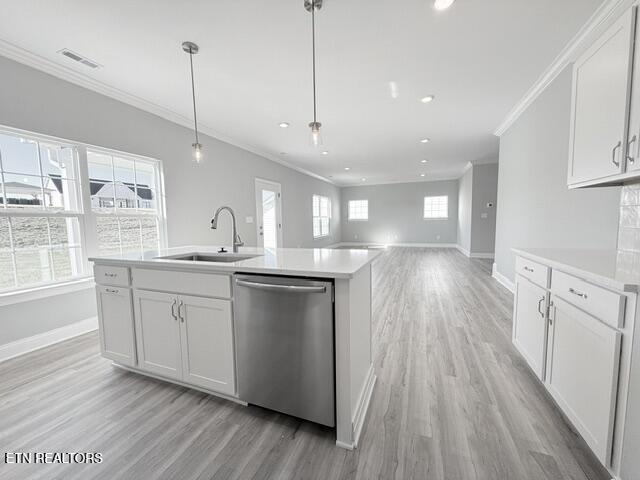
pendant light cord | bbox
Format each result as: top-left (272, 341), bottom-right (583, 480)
top-left (311, 1), bottom-right (317, 124)
top-left (189, 48), bottom-right (200, 144)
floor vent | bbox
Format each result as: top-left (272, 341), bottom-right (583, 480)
top-left (58, 49), bottom-right (101, 69)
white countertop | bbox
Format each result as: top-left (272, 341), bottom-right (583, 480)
top-left (89, 245), bottom-right (382, 279)
top-left (513, 248), bottom-right (640, 292)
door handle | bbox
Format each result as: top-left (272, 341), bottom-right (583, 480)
top-left (628, 135), bottom-right (637, 164)
top-left (170, 298), bottom-right (178, 320)
top-left (178, 300), bottom-right (185, 322)
top-left (612, 140), bottom-right (622, 167)
top-left (235, 279), bottom-right (326, 293)
top-left (537, 296), bottom-right (545, 318)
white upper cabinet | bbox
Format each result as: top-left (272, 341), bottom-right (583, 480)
top-left (568, 7), bottom-right (637, 187)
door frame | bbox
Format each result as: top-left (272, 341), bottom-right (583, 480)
top-left (254, 178), bottom-right (283, 248)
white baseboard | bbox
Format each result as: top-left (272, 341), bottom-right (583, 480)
top-left (0, 316), bottom-right (98, 363)
top-left (333, 242), bottom-right (457, 248)
top-left (350, 365), bottom-right (377, 450)
top-left (456, 245), bottom-right (495, 259)
top-left (492, 262), bottom-right (515, 293)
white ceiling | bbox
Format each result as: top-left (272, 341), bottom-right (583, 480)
top-left (0, 0), bottom-right (604, 185)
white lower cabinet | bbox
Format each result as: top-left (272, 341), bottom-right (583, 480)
top-left (179, 295), bottom-right (235, 395)
top-left (513, 275), bottom-right (548, 380)
top-left (546, 296), bottom-right (622, 465)
top-left (96, 285), bottom-right (136, 367)
top-left (133, 289), bottom-right (235, 396)
top-left (133, 290), bottom-right (182, 380)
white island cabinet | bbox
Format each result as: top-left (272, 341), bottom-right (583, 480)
top-left (510, 248), bottom-right (638, 479)
top-left (90, 245), bottom-right (381, 451)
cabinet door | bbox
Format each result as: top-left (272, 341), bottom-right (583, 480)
top-left (512, 276), bottom-right (548, 380)
top-left (96, 285), bottom-right (136, 367)
top-left (178, 295), bottom-right (235, 395)
top-left (133, 290), bottom-right (182, 380)
top-left (546, 296), bottom-right (621, 465)
top-left (568, 7), bottom-right (636, 185)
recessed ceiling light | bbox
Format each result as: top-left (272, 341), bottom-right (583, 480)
top-left (421, 95), bottom-right (435, 103)
top-left (434, 0), bottom-right (455, 11)
top-left (420, 173), bottom-right (426, 177)
top-left (361, 178), bottom-right (366, 181)
top-left (344, 167), bottom-right (350, 171)
top-left (321, 151), bottom-right (329, 155)
top-left (279, 122), bottom-right (290, 128)
top-left (420, 138), bottom-right (431, 143)
top-left (279, 152), bottom-right (287, 155)
top-left (421, 159), bottom-right (428, 163)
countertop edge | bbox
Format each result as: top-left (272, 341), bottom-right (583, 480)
top-left (512, 248), bottom-right (638, 293)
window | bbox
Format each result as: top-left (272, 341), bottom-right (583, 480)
top-left (0, 127), bottom-right (165, 294)
top-left (348, 200), bottom-right (368, 221)
top-left (87, 149), bottom-right (162, 256)
top-left (424, 195), bottom-right (448, 219)
top-left (312, 194), bottom-right (331, 238)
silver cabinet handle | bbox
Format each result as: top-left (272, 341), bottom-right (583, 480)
top-left (537, 296), bottom-right (545, 318)
top-left (170, 298), bottom-right (178, 321)
top-left (178, 300), bottom-right (185, 323)
top-left (523, 266), bottom-right (534, 273)
top-left (105, 288), bottom-right (119, 294)
top-left (104, 272), bottom-right (117, 277)
top-left (235, 279), bottom-right (326, 294)
top-left (568, 287), bottom-right (587, 299)
top-left (612, 140), bottom-right (622, 167)
top-left (628, 135), bottom-right (637, 164)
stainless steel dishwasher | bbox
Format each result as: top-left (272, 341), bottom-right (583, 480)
top-left (233, 274), bottom-right (335, 427)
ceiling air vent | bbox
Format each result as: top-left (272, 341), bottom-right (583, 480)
top-left (58, 49), bottom-right (101, 69)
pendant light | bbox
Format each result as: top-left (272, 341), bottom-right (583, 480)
top-left (182, 41), bottom-right (202, 163)
top-left (305, 0), bottom-right (323, 147)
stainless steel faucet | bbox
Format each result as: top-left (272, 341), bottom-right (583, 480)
top-left (211, 206), bottom-right (244, 253)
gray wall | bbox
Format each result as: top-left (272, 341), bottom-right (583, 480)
top-left (494, 66), bottom-right (620, 283)
top-left (0, 55), bottom-right (341, 346)
top-left (470, 163), bottom-right (498, 255)
top-left (457, 167), bottom-right (473, 252)
top-left (341, 180), bottom-right (458, 245)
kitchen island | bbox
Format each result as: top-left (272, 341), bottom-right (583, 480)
top-left (90, 245), bottom-right (381, 450)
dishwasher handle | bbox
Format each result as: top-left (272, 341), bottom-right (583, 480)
top-left (235, 279), bottom-right (326, 294)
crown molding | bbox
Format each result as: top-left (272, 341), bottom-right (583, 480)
top-left (340, 175), bottom-right (461, 188)
top-left (493, 0), bottom-right (634, 137)
top-left (0, 38), bottom-right (336, 186)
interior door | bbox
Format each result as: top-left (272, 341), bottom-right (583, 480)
top-left (133, 290), bottom-right (182, 380)
top-left (512, 275), bottom-right (548, 380)
top-left (178, 294), bottom-right (235, 395)
top-left (568, 7), bottom-right (636, 184)
top-left (255, 178), bottom-right (283, 248)
top-left (546, 296), bottom-right (621, 465)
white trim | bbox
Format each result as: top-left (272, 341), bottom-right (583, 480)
top-left (0, 277), bottom-right (94, 307)
top-left (0, 39), bottom-right (336, 186)
top-left (350, 365), bottom-right (377, 450)
top-left (494, 0), bottom-right (634, 136)
top-left (455, 245), bottom-right (495, 259)
top-left (492, 262), bottom-right (515, 293)
top-left (334, 242), bottom-right (457, 248)
top-left (341, 176), bottom-right (461, 188)
top-left (0, 316), bottom-right (98, 363)
top-left (456, 244), bottom-right (471, 257)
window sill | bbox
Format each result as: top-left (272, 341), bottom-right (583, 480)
top-left (423, 217), bottom-right (449, 220)
top-left (348, 219), bottom-right (369, 222)
top-left (0, 277), bottom-right (95, 308)
top-left (313, 235), bottom-right (331, 239)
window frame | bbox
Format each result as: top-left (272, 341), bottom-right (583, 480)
top-left (0, 125), bottom-right (167, 296)
top-left (348, 199), bottom-right (369, 221)
top-left (423, 195), bottom-right (449, 219)
top-left (312, 194), bottom-right (331, 239)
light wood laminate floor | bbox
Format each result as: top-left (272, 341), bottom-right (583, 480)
top-left (0, 248), bottom-right (608, 480)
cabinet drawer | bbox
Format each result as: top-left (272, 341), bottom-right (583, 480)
top-left (515, 256), bottom-right (550, 288)
top-left (551, 270), bottom-right (625, 328)
top-left (131, 268), bottom-right (231, 298)
top-left (94, 265), bottom-right (130, 287)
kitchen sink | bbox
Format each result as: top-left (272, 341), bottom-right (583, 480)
top-left (157, 252), bottom-right (260, 263)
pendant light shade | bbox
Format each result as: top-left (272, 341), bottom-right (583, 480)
top-left (305, 0), bottom-right (323, 148)
top-left (182, 41), bottom-right (202, 163)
